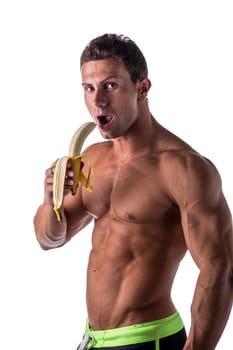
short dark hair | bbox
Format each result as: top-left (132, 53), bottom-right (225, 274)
top-left (80, 34), bottom-right (148, 83)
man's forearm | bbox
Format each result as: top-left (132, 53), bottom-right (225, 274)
top-left (184, 268), bottom-right (233, 349)
top-left (34, 203), bottom-right (67, 250)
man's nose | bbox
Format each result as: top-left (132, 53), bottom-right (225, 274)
top-left (94, 89), bottom-right (108, 107)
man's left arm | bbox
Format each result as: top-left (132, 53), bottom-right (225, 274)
top-left (179, 159), bottom-right (233, 349)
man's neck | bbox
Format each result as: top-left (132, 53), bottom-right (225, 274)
top-left (113, 114), bottom-right (159, 163)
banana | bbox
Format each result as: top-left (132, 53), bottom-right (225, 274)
top-left (53, 121), bottom-right (96, 222)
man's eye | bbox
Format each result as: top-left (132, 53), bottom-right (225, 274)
top-left (104, 82), bottom-right (117, 90)
top-left (84, 86), bottom-right (94, 92)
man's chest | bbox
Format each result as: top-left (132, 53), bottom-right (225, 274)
top-left (82, 160), bottom-right (176, 223)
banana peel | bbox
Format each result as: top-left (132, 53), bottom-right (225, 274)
top-left (53, 122), bottom-right (96, 222)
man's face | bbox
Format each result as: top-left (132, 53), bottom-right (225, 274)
top-left (81, 58), bottom-right (141, 139)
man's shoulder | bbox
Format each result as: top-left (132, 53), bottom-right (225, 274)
top-left (158, 147), bottom-right (222, 205)
top-left (82, 140), bottom-right (114, 164)
top-left (159, 147), bottom-right (220, 183)
top-left (83, 140), bottom-right (113, 154)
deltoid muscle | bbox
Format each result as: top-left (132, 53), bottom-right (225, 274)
top-left (53, 122), bottom-right (96, 222)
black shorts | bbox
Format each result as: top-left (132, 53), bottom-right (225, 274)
top-left (77, 312), bottom-right (187, 350)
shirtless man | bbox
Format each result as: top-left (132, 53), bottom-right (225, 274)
top-left (34, 34), bottom-right (233, 350)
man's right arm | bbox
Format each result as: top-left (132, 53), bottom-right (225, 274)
top-left (33, 161), bottom-right (93, 250)
top-left (34, 203), bottom-right (68, 250)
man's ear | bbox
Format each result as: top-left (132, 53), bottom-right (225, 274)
top-left (137, 78), bottom-right (151, 101)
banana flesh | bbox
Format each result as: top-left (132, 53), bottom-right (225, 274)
top-left (53, 121), bottom-right (96, 222)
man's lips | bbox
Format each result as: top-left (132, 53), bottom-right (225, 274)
top-left (97, 115), bottom-right (114, 127)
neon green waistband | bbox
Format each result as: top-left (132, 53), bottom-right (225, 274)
top-left (84, 312), bottom-right (184, 347)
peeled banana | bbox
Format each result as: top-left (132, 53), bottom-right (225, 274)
top-left (53, 121), bottom-right (96, 222)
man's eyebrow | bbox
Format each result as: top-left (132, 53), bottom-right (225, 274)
top-left (82, 75), bottom-right (121, 86)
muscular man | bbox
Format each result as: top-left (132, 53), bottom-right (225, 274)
top-left (34, 34), bottom-right (233, 350)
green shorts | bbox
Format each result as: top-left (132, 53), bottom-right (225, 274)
top-left (78, 312), bottom-right (186, 350)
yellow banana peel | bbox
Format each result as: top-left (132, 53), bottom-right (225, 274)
top-left (53, 122), bottom-right (96, 222)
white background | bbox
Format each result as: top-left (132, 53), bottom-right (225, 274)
top-left (0, 1), bottom-right (232, 349)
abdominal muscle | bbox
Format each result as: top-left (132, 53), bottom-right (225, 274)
top-left (85, 215), bottom-right (184, 330)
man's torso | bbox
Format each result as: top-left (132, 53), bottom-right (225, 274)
top-left (81, 138), bottom-right (191, 330)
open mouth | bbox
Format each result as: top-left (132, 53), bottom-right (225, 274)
top-left (97, 115), bottom-right (113, 126)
